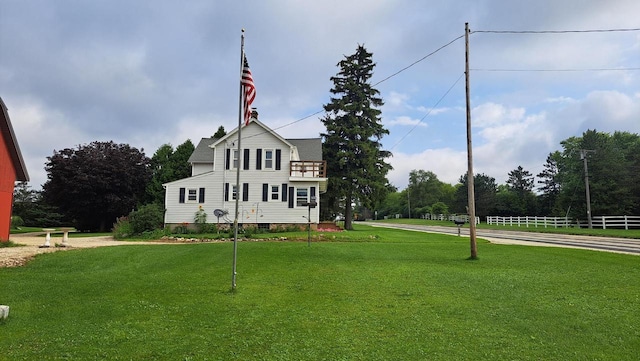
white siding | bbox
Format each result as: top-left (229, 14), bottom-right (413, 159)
top-left (192, 163), bottom-right (213, 176)
top-left (165, 121), bottom-right (322, 226)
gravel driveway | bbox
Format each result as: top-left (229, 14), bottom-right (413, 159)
top-left (1, 233), bottom-right (167, 268)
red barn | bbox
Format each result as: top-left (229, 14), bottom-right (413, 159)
top-left (0, 97), bottom-right (29, 242)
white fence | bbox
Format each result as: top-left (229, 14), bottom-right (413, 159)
top-left (589, 216), bottom-right (640, 230)
top-left (486, 215), bottom-right (640, 230)
top-left (423, 213), bottom-right (480, 225)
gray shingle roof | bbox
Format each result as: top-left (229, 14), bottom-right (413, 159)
top-left (288, 138), bottom-right (322, 161)
top-left (188, 137), bottom-right (218, 163)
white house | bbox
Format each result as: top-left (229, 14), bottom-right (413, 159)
top-left (163, 113), bottom-right (327, 230)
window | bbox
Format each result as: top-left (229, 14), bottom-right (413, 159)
top-left (232, 150), bottom-right (239, 169)
top-left (232, 185), bottom-right (238, 200)
top-left (296, 188), bottom-right (308, 207)
top-left (264, 149), bottom-right (273, 169)
top-left (188, 189), bottom-right (197, 202)
top-left (271, 185), bottom-right (279, 200)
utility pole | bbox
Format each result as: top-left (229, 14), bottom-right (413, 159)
top-left (465, 22), bottom-right (478, 259)
top-left (580, 149), bottom-right (595, 229)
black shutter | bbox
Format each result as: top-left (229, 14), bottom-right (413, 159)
top-left (179, 188), bottom-right (186, 203)
top-left (243, 149), bottom-right (250, 170)
top-left (243, 183), bottom-right (249, 202)
top-left (310, 187), bottom-right (316, 198)
top-left (256, 149), bottom-right (262, 170)
top-left (281, 183), bottom-right (288, 202)
top-left (224, 183), bottom-right (229, 202)
top-left (199, 188), bottom-right (205, 203)
top-left (288, 187), bottom-right (294, 208)
top-left (225, 149), bottom-right (230, 170)
top-left (275, 149), bottom-right (282, 170)
top-left (262, 183), bottom-right (268, 202)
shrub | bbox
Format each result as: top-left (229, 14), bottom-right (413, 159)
top-left (113, 216), bottom-right (134, 239)
top-left (173, 223), bottom-right (191, 235)
top-left (10, 216), bottom-right (24, 229)
top-left (129, 204), bottom-right (164, 235)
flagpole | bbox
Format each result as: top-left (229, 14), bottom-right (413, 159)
top-left (232, 29), bottom-right (245, 290)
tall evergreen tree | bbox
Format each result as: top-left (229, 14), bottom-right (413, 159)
top-left (321, 45), bottom-right (392, 230)
top-left (213, 126), bottom-right (227, 139)
top-left (537, 151), bottom-right (562, 215)
top-left (505, 165), bottom-right (537, 215)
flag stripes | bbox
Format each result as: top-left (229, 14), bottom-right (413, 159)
top-left (242, 56), bottom-right (256, 126)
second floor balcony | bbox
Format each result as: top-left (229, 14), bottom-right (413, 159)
top-left (289, 160), bottom-right (327, 179)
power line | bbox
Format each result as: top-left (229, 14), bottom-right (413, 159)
top-left (471, 67), bottom-right (640, 72)
top-left (388, 73), bottom-right (464, 151)
top-left (373, 34), bottom-right (464, 86)
top-left (245, 26), bottom-right (638, 142)
top-left (244, 35), bottom-right (465, 140)
top-left (473, 28), bottom-right (640, 34)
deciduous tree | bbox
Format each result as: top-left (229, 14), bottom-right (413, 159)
top-left (42, 141), bottom-right (151, 231)
top-left (146, 140), bottom-right (195, 205)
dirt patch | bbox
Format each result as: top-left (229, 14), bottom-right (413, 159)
top-left (1, 233), bottom-right (171, 268)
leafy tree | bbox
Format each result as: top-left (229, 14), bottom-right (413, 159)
top-left (374, 185), bottom-right (402, 219)
top-left (321, 45), bottom-right (392, 230)
top-left (146, 140), bottom-right (195, 205)
top-left (407, 170), bottom-right (447, 216)
top-left (431, 201), bottom-right (449, 215)
top-left (557, 130), bottom-right (640, 220)
top-left (494, 184), bottom-right (522, 216)
top-left (42, 141), bottom-right (151, 232)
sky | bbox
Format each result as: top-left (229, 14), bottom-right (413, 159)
top-left (1, 0), bottom-right (639, 191)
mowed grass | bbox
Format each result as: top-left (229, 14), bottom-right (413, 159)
top-left (1, 225), bottom-right (639, 360)
top-left (374, 218), bottom-right (640, 238)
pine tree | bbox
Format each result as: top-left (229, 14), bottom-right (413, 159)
top-left (321, 45), bottom-right (392, 230)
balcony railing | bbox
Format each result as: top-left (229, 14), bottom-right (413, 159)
top-left (290, 160), bottom-right (327, 178)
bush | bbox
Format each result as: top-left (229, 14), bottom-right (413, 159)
top-left (128, 204), bottom-right (164, 235)
top-left (112, 216), bottom-right (134, 239)
top-left (10, 216), bottom-right (24, 229)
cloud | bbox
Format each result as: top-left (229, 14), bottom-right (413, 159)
top-left (388, 148), bottom-right (467, 189)
top-left (387, 116), bottom-right (428, 127)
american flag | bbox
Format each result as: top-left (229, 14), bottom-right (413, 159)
top-left (241, 56), bottom-right (256, 126)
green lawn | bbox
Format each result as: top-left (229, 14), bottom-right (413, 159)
top-left (1, 225), bottom-right (639, 360)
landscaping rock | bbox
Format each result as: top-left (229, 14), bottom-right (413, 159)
top-left (0, 305), bottom-right (9, 320)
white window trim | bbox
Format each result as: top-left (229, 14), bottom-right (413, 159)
top-left (232, 149), bottom-right (240, 170)
top-left (231, 185), bottom-right (238, 201)
top-left (263, 149), bottom-right (274, 170)
top-left (187, 188), bottom-right (198, 203)
top-left (296, 187), bottom-right (308, 207)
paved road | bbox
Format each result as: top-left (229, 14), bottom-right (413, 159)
top-left (364, 222), bottom-right (640, 255)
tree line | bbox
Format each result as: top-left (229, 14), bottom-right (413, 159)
top-left (374, 129), bottom-right (640, 221)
